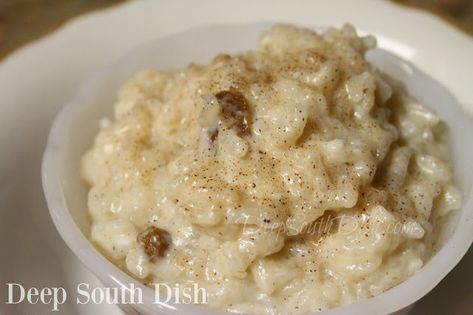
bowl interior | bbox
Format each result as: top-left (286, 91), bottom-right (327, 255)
top-left (45, 22), bottom-right (473, 314)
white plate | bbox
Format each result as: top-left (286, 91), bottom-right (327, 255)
top-left (0, 1), bottom-right (472, 314)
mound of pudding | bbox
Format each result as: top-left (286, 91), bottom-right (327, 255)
top-left (81, 24), bottom-right (461, 314)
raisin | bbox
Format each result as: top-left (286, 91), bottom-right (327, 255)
top-left (215, 89), bottom-right (250, 136)
top-left (137, 226), bottom-right (171, 260)
top-left (209, 126), bottom-right (219, 143)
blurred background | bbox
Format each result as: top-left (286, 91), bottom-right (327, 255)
top-left (0, 0), bottom-right (472, 60)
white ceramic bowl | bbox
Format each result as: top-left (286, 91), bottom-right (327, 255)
top-left (42, 23), bottom-right (473, 315)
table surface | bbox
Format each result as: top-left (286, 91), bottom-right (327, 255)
top-left (0, 0), bottom-right (472, 60)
